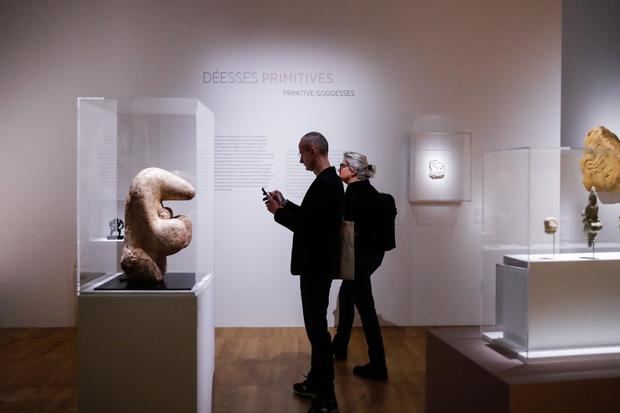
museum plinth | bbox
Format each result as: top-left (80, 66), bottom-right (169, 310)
top-left (78, 273), bottom-right (215, 413)
top-left (426, 327), bottom-right (620, 413)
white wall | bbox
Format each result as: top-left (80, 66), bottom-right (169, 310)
top-left (0, 0), bottom-right (561, 327)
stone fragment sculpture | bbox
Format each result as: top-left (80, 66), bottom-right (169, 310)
top-left (428, 160), bottom-right (445, 179)
top-left (582, 187), bottom-right (602, 247)
top-left (120, 167), bottom-right (196, 283)
top-left (580, 126), bottom-right (620, 192)
top-left (543, 217), bottom-right (558, 234)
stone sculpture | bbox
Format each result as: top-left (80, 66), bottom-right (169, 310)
top-left (582, 187), bottom-right (602, 248)
top-left (580, 126), bottom-right (620, 192)
top-left (120, 167), bottom-right (196, 283)
top-left (544, 217), bottom-right (558, 234)
top-left (428, 160), bottom-right (445, 179)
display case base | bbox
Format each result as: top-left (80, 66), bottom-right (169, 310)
top-left (427, 328), bottom-right (620, 413)
top-left (482, 331), bottom-right (620, 361)
top-left (491, 252), bottom-right (620, 358)
top-left (79, 273), bottom-right (214, 413)
top-left (94, 272), bottom-right (197, 291)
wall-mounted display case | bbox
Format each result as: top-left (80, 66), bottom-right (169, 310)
top-left (482, 147), bottom-right (620, 360)
top-left (409, 132), bottom-right (471, 203)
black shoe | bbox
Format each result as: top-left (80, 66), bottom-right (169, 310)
top-left (353, 363), bottom-right (388, 381)
top-left (293, 377), bottom-right (317, 399)
top-left (308, 397), bottom-right (339, 413)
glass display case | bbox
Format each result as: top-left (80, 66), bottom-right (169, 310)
top-left (482, 147), bottom-right (620, 360)
top-left (77, 97), bottom-right (214, 292)
top-left (409, 132), bottom-right (472, 203)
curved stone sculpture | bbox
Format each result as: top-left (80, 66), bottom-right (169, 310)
top-left (580, 126), bottom-right (620, 192)
top-left (120, 167), bottom-right (196, 283)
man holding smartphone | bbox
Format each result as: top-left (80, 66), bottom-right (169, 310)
top-left (264, 131), bottom-right (343, 413)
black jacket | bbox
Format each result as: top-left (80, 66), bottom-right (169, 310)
top-left (275, 167), bottom-right (344, 276)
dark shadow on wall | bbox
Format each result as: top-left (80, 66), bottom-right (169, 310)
top-left (411, 202), bottom-right (462, 226)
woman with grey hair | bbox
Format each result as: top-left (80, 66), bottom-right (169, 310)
top-left (333, 151), bottom-right (388, 381)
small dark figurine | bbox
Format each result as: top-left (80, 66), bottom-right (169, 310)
top-left (107, 217), bottom-right (125, 240)
top-left (582, 186), bottom-right (602, 247)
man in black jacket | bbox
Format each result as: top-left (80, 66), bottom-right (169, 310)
top-left (265, 131), bottom-right (343, 413)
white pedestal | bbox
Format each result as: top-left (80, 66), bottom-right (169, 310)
top-left (488, 252), bottom-right (620, 359)
top-left (78, 273), bottom-right (214, 413)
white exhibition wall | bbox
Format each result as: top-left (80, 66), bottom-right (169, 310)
top-left (0, 0), bottom-right (561, 327)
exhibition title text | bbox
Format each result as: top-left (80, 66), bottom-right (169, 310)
top-left (203, 71), bottom-right (334, 84)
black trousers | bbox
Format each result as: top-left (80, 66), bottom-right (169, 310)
top-left (334, 250), bottom-right (386, 367)
top-left (300, 274), bottom-right (335, 397)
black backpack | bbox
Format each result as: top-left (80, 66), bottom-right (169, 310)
top-left (378, 193), bottom-right (397, 251)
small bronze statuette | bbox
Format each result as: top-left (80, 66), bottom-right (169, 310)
top-left (582, 187), bottom-right (602, 247)
top-left (107, 218), bottom-right (125, 240)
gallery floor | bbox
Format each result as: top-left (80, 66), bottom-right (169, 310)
top-left (0, 326), bottom-right (426, 412)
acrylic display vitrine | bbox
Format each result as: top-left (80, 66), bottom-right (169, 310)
top-left (77, 98), bottom-right (215, 413)
top-left (482, 147), bottom-right (620, 360)
top-left (77, 97), bottom-right (214, 291)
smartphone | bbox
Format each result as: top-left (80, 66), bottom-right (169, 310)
top-left (262, 187), bottom-right (270, 202)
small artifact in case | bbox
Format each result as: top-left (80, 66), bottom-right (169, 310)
top-left (582, 186), bottom-right (602, 247)
top-left (106, 218), bottom-right (125, 240)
